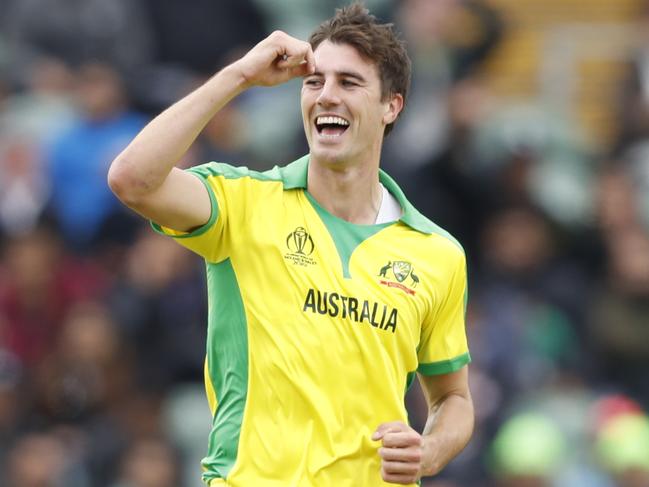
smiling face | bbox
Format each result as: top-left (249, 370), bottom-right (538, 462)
top-left (301, 40), bottom-right (403, 167)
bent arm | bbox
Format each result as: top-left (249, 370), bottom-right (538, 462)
top-left (107, 31), bottom-right (314, 232)
top-left (108, 66), bottom-right (246, 231)
top-left (418, 366), bottom-right (474, 477)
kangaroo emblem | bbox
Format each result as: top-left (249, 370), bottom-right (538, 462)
top-left (379, 261), bottom-right (392, 277)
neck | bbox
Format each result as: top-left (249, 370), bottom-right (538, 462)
top-left (307, 158), bottom-right (382, 225)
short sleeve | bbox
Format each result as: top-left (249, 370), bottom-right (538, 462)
top-left (151, 163), bottom-right (229, 263)
top-left (417, 252), bottom-right (471, 375)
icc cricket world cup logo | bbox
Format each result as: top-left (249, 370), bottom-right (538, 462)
top-left (287, 227), bottom-right (315, 256)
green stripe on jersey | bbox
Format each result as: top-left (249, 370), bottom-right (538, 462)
top-left (202, 258), bottom-right (249, 482)
top-left (418, 352), bottom-right (471, 376)
top-left (305, 191), bottom-right (391, 279)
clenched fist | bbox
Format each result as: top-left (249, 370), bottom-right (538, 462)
top-left (372, 421), bottom-right (424, 485)
top-left (233, 30), bottom-right (315, 88)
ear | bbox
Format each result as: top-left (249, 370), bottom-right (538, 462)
top-left (382, 93), bottom-right (404, 126)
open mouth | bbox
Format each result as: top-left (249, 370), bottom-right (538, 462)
top-left (315, 115), bottom-right (350, 137)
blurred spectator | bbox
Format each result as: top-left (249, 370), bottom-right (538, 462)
top-left (615, 1), bottom-right (649, 150)
top-left (588, 226), bottom-right (649, 402)
top-left (0, 58), bottom-right (77, 140)
top-left (110, 436), bottom-right (181, 487)
top-left (188, 94), bottom-right (253, 168)
top-left (488, 401), bottom-right (615, 487)
top-left (0, 348), bottom-right (23, 463)
top-left (489, 412), bottom-right (568, 487)
top-left (108, 230), bottom-right (206, 389)
top-left (595, 165), bottom-right (642, 234)
top-left (0, 58), bottom-right (77, 237)
top-left (31, 301), bottom-right (132, 422)
top-left (133, 0), bottom-right (267, 111)
top-left (596, 413), bottom-right (649, 487)
top-left (620, 141), bottom-right (649, 230)
top-left (45, 62), bottom-right (146, 251)
top-left (468, 102), bottom-right (595, 230)
top-left (470, 204), bottom-right (587, 387)
top-left (4, 428), bottom-right (90, 487)
top-left (142, 0), bottom-right (265, 75)
top-left (1, 0), bottom-right (153, 87)
top-left (0, 136), bottom-right (49, 237)
top-left (162, 384), bottom-right (212, 487)
top-left (0, 225), bottom-right (107, 367)
top-left (382, 0), bottom-right (502, 185)
top-left (392, 75), bottom-right (495, 259)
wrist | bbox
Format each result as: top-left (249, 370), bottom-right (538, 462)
top-left (221, 61), bottom-right (254, 92)
top-left (420, 434), bottom-right (441, 477)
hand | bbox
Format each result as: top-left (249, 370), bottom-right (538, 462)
top-left (233, 30), bottom-right (315, 88)
top-left (372, 421), bottom-right (424, 485)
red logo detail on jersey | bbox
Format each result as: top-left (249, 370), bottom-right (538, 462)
top-left (378, 260), bottom-right (418, 295)
top-left (379, 280), bottom-right (416, 295)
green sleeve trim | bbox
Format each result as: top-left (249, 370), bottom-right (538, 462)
top-left (418, 352), bottom-right (471, 375)
top-left (150, 170), bottom-right (219, 238)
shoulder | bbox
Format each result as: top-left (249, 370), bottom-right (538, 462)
top-left (425, 224), bottom-right (465, 264)
top-left (401, 209), bottom-right (465, 263)
top-left (186, 161), bottom-right (293, 183)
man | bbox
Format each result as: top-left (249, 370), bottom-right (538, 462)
top-left (108, 4), bottom-right (473, 486)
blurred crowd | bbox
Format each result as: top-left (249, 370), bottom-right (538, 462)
top-left (0, 0), bottom-right (648, 486)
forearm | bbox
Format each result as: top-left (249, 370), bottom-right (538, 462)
top-left (108, 64), bottom-right (247, 197)
top-left (420, 392), bottom-right (474, 477)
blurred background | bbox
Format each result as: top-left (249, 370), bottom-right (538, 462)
top-left (0, 0), bottom-right (648, 486)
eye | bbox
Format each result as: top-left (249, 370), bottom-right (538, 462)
top-left (342, 80), bottom-right (357, 87)
top-left (304, 78), bottom-right (323, 87)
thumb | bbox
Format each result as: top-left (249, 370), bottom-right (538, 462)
top-left (287, 62), bottom-right (314, 79)
top-left (276, 49), bottom-right (313, 70)
top-left (373, 421), bottom-right (410, 441)
top-left (372, 423), bottom-right (392, 441)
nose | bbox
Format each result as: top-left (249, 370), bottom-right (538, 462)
top-left (316, 79), bottom-right (341, 107)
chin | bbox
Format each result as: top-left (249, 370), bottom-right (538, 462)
top-left (309, 146), bottom-right (348, 166)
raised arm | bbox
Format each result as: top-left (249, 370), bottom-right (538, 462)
top-left (107, 31), bottom-right (315, 232)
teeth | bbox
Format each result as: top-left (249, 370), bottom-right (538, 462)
top-left (316, 116), bottom-right (349, 126)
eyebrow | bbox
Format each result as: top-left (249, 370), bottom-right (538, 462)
top-left (309, 70), bottom-right (367, 83)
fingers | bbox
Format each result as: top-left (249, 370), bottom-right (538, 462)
top-left (379, 445), bottom-right (423, 463)
top-left (372, 421), bottom-right (410, 440)
top-left (235, 31), bottom-right (314, 88)
top-left (276, 43), bottom-right (315, 75)
top-left (304, 46), bottom-right (316, 74)
top-left (381, 431), bottom-right (424, 448)
top-left (373, 421), bottom-right (423, 484)
top-left (277, 61), bottom-right (313, 80)
top-left (381, 460), bottom-right (421, 483)
top-left (381, 471), bottom-right (419, 484)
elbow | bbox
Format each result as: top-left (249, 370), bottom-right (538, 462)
top-left (107, 156), bottom-right (146, 207)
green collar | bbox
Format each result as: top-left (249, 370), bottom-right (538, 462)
top-left (278, 154), bottom-right (440, 235)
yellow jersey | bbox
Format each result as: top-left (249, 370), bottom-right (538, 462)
top-left (153, 155), bottom-right (470, 486)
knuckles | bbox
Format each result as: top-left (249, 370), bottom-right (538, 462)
top-left (269, 30), bottom-right (288, 40)
top-left (266, 30), bottom-right (311, 55)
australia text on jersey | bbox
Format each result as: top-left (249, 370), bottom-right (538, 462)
top-left (303, 288), bottom-right (398, 333)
